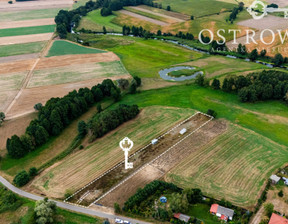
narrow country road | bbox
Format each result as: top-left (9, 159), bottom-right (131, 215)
top-left (0, 176), bottom-right (150, 224)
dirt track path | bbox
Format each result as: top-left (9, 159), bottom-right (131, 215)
top-left (119, 10), bottom-right (168, 26)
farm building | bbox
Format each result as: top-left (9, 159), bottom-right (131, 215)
top-left (179, 128), bottom-right (187, 135)
top-left (210, 204), bottom-right (234, 221)
top-left (268, 213), bottom-right (288, 224)
top-left (151, 139), bottom-right (158, 145)
top-left (270, 174), bottom-right (281, 184)
top-left (173, 213), bottom-right (191, 223)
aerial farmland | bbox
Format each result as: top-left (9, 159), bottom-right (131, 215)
top-left (0, 0), bottom-right (288, 224)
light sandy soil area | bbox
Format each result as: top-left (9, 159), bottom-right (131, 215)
top-left (0, 53), bottom-right (39, 63)
top-left (0, 0), bottom-right (73, 12)
top-left (119, 10), bottom-right (168, 26)
top-left (129, 6), bottom-right (186, 23)
top-left (0, 18), bottom-right (55, 29)
top-left (0, 59), bottom-right (34, 74)
top-left (36, 52), bottom-right (119, 69)
top-left (0, 33), bottom-right (53, 45)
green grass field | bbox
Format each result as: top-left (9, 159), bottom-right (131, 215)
top-left (0, 8), bottom-right (66, 22)
top-left (0, 25), bottom-right (55, 37)
top-left (47, 40), bottom-right (106, 57)
top-left (153, 0), bottom-right (236, 16)
top-left (78, 35), bottom-right (203, 78)
top-left (167, 123), bottom-right (288, 207)
top-left (0, 42), bottom-right (46, 57)
top-left (117, 84), bottom-right (288, 148)
top-left (78, 9), bottom-right (122, 32)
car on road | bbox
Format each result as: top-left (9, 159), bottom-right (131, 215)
top-left (115, 218), bottom-right (124, 223)
top-left (123, 221), bottom-right (131, 224)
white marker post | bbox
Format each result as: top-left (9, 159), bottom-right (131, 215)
top-left (119, 137), bottom-right (133, 169)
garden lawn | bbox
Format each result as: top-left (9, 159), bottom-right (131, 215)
top-left (0, 42), bottom-right (46, 57)
top-left (0, 25), bottom-right (55, 37)
top-left (187, 204), bottom-right (220, 224)
top-left (47, 40), bottom-right (106, 57)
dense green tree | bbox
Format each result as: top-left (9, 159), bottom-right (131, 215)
top-left (133, 76), bottom-right (142, 87)
top-left (34, 103), bottom-right (43, 111)
top-left (56, 23), bottom-right (67, 39)
top-left (114, 203), bottom-right (121, 213)
top-left (0, 112), bottom-right (5, 121)
top-left (260, 49), bottom-right (267, 57)
top-left (206, 109), bottom-right (217, 118)
top-left (29, 167), bottom-right (38, 177)
top-left (111, 87), bottom-right (121, 102)
top-left (272, 53), bottom-right (284, 66)
top-left (157, 30), bottom-right (162, 36)
top-left (129, 82), bottom-right (137, 94)
top-left (34, 198), bottom-right (56, 224)
top-left (103, 26), bottom-right (107, 34)
top-left (170, 193), bottom-right (188, 213)
top-left (118, 79), bottom-right (129, 89)
top-left (101, 7), bottom-right (112, 16)
top-left (34, 125), bottom-right (49, 146)
top-left (6, 135), bottom-right (25, 158)
top-left (249, 49), bottom-right (258, 61)
top-left (195, 74), bottom-right (205, 86)
top-left (211, 79), bottom-right (220, 89)
top-left (13, 171), bottom-right (30, 187)
top-left (20, 134), bottom-right (34, 152)
top-left (77, 121), bottom-right (87, 137)
top-left (97, 103), bottom-right (102, 113)
top-left (264, 203), bottom-right (274, 217)
top-left (185, 188), bottom-right (203, 204)
top-left (167, 5), bottom-right (171, 11)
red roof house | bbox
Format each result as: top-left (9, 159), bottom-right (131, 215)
top-left (210, 204), bottom-right (234, 221)
top-left (269, 213), bottom-right (288, 224)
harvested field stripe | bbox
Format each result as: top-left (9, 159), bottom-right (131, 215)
top-left (0, 18), bottom-right (55, 29)
top-left (118, 10), bottom-right (168, 26)
top-left (64, 111), bottom-right (210, 203)
top-left (0, 33), bottom-right (53, 46)
top-left (89, 112), bottom-right (213, 206)
top-left (0, 25), bottom-right (55, 37)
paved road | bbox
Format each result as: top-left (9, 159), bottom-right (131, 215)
top-left (0, 176), bottom-right (150, 224)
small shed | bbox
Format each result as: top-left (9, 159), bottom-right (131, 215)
top-left (151, 139), bottom-right (158, 145)
top-left (270, 175), bottom-right (281, 184)
top-left (174, 213), bottom-right (191, 223)
top-left (179, 128), bottom-right (187, 135)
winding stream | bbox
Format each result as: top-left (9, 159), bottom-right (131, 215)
top-left (159, 66), bottom-right (204, 81)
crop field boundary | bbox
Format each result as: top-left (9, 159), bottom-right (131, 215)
top-left (64, 111), bottom-right (213, 203)
top-left (87, 112), bottom-right (213, 206)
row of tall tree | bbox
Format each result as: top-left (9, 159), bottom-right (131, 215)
top-left (197, 70), bottom-right (288, 103)
top-left (6, 79), bottom-right (121, 159)
top-left (88, 104), bottom-right (139, 141)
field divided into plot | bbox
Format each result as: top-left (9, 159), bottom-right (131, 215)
top-left (29, 106), bottom-right (195, 198)
top-left (166, 123), bottom-right (288, 207)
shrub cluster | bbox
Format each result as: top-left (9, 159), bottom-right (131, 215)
top-left (6, 79), bottom-right (120, 159)
top-left (0, 185), bottom-right (22, 213)
top-left (88, 104), bottom-right (140, 141)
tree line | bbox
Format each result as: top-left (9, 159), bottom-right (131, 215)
top-left (196, 70), bottom-right (288, 103)
top-left (6, 79), bottom-right (122, 159)
top-left (87, 104), bottom-right (139, 142)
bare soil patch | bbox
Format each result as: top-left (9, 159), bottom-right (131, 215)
top-left (0, 59), bottom-right (34, 74)
top-left (138, 5), bottom-right (190, 21)
top-left (119, 10), bottom-right (168, 26)
top-left (35, 52), bottom-right (119, 70)
top-left (0, 53), bottom-right (39, 63)
top-left (130, 6), bottom-right (185, 23)
top-left (0, 33), bottom-right (53, 45)
top-left (0, 0), bottom-right (73, 12)
top-left (0, 18), bottom-right (54, 29)
top-left (6, 74), bottom-right (130, 118)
